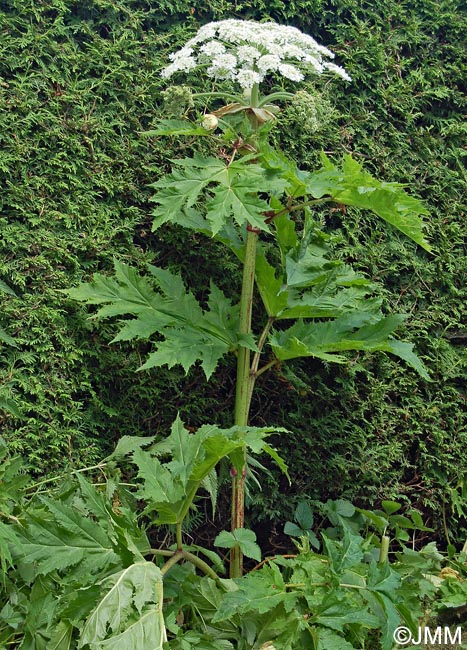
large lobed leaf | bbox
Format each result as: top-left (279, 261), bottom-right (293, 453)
top-left (150, 153), bottom-right (287, 235)
top-left (304, 154), bottom-right (431, 251)
top-left (68, 260), bottom-right (257, 379)
top-left (269, 313), bottom-right (429, 379)
top-left (115, 416), bottom-right (288, 526)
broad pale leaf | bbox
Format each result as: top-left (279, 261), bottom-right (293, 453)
top-left (79, 562), bottom-right (166, 650)
top-left (49, 620), bottom-right (73, 650)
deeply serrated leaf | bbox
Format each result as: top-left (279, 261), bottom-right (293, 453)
top-left (18, 499), bottom-right (120, 577)
top-left (69, 260), bottom-right (248, 378)
top-left (305, 154), bottom-right (431, 251)
top-left (270, 313), bottom-right (429, 377)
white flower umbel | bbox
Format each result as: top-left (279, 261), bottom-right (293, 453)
top-left (161, 19), bottom-right (351, 93)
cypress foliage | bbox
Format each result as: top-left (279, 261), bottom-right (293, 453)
top-left (0, 0), bottom-right (465, 544)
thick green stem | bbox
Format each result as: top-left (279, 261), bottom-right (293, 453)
top-left (231, 225), bottom-right (259, 578)
top-left (379, 535), bottom-right (390, 564)
top-left (155, 549), bottom-right (222, 583)
top-left (176, 522), bottom-right (183, 551)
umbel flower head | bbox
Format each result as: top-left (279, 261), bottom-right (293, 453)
top-left (161, 19), bottom-right (351, 91)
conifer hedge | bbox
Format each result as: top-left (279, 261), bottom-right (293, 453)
top-left (0, 0), bottom-right (465, 545)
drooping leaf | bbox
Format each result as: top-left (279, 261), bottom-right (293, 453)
top-left (269, 313), bottom-right (429, 378)
top-left (304, 154), bottom-right (431, 251)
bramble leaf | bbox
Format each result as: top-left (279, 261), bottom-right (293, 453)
top-left (214, 528), bottom-right (262, 562)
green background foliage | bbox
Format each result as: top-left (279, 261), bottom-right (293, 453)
top-left (0, 0), bottom-right (466, 546)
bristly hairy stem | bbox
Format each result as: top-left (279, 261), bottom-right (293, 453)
top-left (231, 225), bottom-right (259, 578)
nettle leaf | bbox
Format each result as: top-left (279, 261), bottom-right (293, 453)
top-left (214, 528), bottom-right (261, 562)
top-left (150, 153), bottom-right (286, 234)
top-left (212, 563), bottom-right (297, 623)
top-left (305, 154), bottom-right (431, 251)
top-left (79, 561), bottom-right (166, 650)
top-left (69, 260), bottom-right (252, 379)
top-left (270, 313), bottom-right (429, 378)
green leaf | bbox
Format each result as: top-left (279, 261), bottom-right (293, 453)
top-left (79, 562), bottom-right (166, 650)
top-left (270, 313), bottom-right (429, 378)
top-left (141, 119), bottom-right (211, 137)
top-left (49, 621), bottom-right (73, 650)
top-left (283, 522), bottom-right (305, 537)
top-left (212, 563), bottom-right (297, 622)
top-left (0, 279), bottom-right (17, 296)
top-left (322, 529), bottom-right (365, 573)
top-left (295, 501), bottom-right (314, 530)
top-left (381, 500), bottom-right (402, 515)
top-left (150, 154), bottom-right (286, 234)
top-left (214, 528), bottom-right (261, 562)
top-left (0, 327), bottom-right (17, 347)
top-left (313, 595), bottom-right (380, 632)
top-left (17, 498), bottom-right (120, 577)
top-left (305, 154), bottom-right (431, 251)
top-left (69, 260), bottom-right (250, 379)
top-left (364, 562), bottom-right (402, 650)
top-left (315, 628), bottom-right (356, 650)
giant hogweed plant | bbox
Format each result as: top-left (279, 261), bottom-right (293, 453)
top-left (70, 18), bottom-right (430, 575)
top-left (0, 19), bottom-right (443, 650)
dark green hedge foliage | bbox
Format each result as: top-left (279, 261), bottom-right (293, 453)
top-left (0, 0), bottom-right (466, 545)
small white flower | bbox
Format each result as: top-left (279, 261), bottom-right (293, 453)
top-left (237, 45), bottom-right (262, 64)
top-left (256, 54), bottom-right (281, 73)
top-left (324, 61), bottom-right (352, 81)
top-left (199, 41), bottom-right (226, 59)
top-left (278, 63), bottom-right (304, 82)
top-left (160, 19), bottom-right (350, 87)
top-left (236, 68), bottom-right (263, 90)
top-left (207, 53), bottom-right (238, 81)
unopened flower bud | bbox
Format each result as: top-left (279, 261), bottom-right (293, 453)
top-left (202, 113), bottom-right (218, 130)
